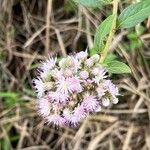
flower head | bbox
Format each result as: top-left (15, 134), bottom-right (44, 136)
top-left (82, 94), bottom-right (98, 112)
top-left (80, 71), bottom-right (89, 79)
top-left (33, 51), bottom-right (119, 127)
top-left (76, 50), bottom-right (88, 61)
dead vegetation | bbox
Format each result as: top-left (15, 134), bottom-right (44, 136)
top-left (0, 0), bottom-right (150, 149)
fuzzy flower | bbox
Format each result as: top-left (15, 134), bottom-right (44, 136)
top-left (79, 71), bottom-right (89, 79)
top-left (66, 77), bottom-right (82, 93)
top-left (33, 77), bottom-right (45, 98)
top-left (104, 80), bottom-right (119, 97)
top-left (102, 98), bottom-right (110, 107)
top-left (49, 91), bottom-right (69, 104)
top-left (47, 115), bottom-right (66, 126)
top-left (40, 57), bottom-right (57, 79)
top-left (38, 97), bottom-right (51, 117)
top-left (33, 51), bottom-right (119, 127)
top-left (82, 94), bottom-right (98, 112)
top-left (76, 50), bottom-right (88, 61)
top-left (71, 105), bottom-right (87, 126)
top-left (56, 77), bottom-right (72, 94)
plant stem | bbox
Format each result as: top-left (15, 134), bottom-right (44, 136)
top-left (100, 0), bottom-right (119, 63)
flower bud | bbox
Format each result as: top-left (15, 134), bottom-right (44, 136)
top-left (91, 54), bottom-right (100, 63)
top-left (63, 69), bottom-right (73, 77)
top-left (85, 58), bottom-right (94, 67)
top-left (102, 98), bottom-right (110, 107)
top-left (59, 56), bottom-right (73, 69)
top-left (76, 51), bottom-right (88, 61)
top-left (112, 97), bottom-right (119, 104)
top-left (79, 70), bottom-right (89, 79)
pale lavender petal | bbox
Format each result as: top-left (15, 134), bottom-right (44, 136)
top-left (38, 98), bottom-right (51, 118)
top-left (76, 51), bottom-right (88, 61)
top-left (47, 114), bottom-right (66, 126)
top-left (56, 77), bottom-right (72, 94)
top-left (79, 70), bottom-right (89, 79)
top-left (104, 80), bottom-right (119, 96)
top-left (82, 94), bottom-right (98, 112)
top-left (67, 77), bottom-right (82, 93)
top-left (49, 91), bottom-right (69, 104)
top-left (102, 98), bottom-right (110, 107)
top-left (33, 77), bottom-right (45, 98)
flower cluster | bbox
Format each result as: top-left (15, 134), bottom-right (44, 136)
top-left (33, 51), bottom-right (119, 127)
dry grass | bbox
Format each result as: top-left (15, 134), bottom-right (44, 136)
top-left (0, 0), bottom-right (150, 150)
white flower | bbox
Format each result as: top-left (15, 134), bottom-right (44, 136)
top-left (76, 50), bottom-right (88, 61)
top-left (38, 98), bottom-right (51, 117)
top-left (104, 80), bottom-right (119, 96)
top-left (90, 54), bottom-right (100, 63)
top-left (85, 58), bottom-right (94, 67)
top-left (80, 70), bottom-right (89, 79)
top-left (102, 98), bottom-right (110, 107)
top-left (95, 106), bottom-right (102, 112)
top-left (49, 91), bottom-right (69, 104)
top-left (111, 97), bottom-right (119, 104)
top-left (96, 86), bottom-right (106, 98)
top-left (40, 57), bottom-right (57, 80)
top-left (56, 77), bottom-right (72, 94)
top-left (33, 50), bottom-right (119, 127)
top-left (33, 77), bottom-right (45, 98)
top-left (40, 57), bottom-right (57, 72)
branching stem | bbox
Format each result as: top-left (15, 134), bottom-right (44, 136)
top-left (100, 0), bottom-right (119, 63)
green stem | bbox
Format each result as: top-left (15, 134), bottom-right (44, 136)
top-left (100, 0), bottom-right (119, 63)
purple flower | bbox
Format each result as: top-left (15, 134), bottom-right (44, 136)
top-left (63, 68), bottom-right (74, 77)
top-left (33, 51), bottom-right (119, 127)
top-left (70, 105), bottom-right (87, 126)
top-left (47, 115), bottom-right (66, 126)
top-left (51, 68), bottom-right (63, 80)
top-left (38, 98), bottom-right (51, 118)
top-left (76, 50), bottom-right (88, 61)
top-left (102, 98), bottom-right (110, 107)
top-left (40, 57), bottom-right (57, 78)
top-left (66, 76), bottom-right (82, 93)
top-left (96, 85), bottom-right (106, 98)
top-left (56, 77), bottom-right (72, 94)
top-left (79, 70), bottom-right (89, 79)
top-left (82, 94), bottom-right (98, 112)
top-left (33, 77), bottom-right (45, 98)
top-left (49, 91), bottom-right (69, 104)
top-left (111, 97), bottom-right (119, 104)
top-left (92, 65), bottom-right (106, 76)
top-left (104, 80), bottom-right (119, 96)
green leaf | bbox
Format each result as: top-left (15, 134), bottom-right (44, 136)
top-left (94, 15), bottom-right (115, 52)
top-left (89, 47), bottom-right (99, 56)
top-left (1, 139), bottom-right (10, 150)
top-left (73, 0), bottom-right (110, 8)
top-left (118, 0), bottom-right (150, 29)
top-left (105, 60), bottom-right (131, 74)
top-left (64, 1), bottom-right (77, 13)
top-left (0, 92), bottom-right (19, 107)
top-left (103, 53), bottom-right (117, 64)
top-left (0, 92), bottom-right (17, 99)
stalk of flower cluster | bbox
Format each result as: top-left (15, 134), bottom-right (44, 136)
top-left (100, 0), bottom-right (119, 63)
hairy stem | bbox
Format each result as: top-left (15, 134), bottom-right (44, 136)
top-left (100, 0), bottom-right (119, 63)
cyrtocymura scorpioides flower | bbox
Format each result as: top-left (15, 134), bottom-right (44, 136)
top-left (33, 51), bottom-right (119, 127)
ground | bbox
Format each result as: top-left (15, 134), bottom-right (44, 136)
top-left (0, 0), bottom-right (150, 149)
